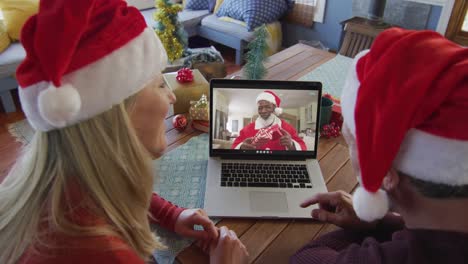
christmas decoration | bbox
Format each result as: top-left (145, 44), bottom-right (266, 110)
top-left (176, 68), bottom-right (194, 83)
top-left (320, 122), bottom-right (341, 139)
top-left (243, 24), bottom-right (268, 80)
top-left (189, 94), bottom-right (209, 121)
top-left (172, 114), bottom-right (188, 131)
top-left (191, 120), bottom-right (209, 133)
top-left (253, 124), bottom-right (283, 146)
top-left (154, 0), bottom-right (188, 62)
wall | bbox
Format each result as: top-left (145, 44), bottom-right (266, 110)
top-left (283, 1), bottom-right (443, 52)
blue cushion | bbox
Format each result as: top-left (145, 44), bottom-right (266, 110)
top-left (216, 0), bottom-right (291, 31)
top-left (185, 0), bottom-right (209, 10)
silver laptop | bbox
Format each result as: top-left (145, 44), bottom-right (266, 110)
top-left (204, 79), bottom-right (328, 218)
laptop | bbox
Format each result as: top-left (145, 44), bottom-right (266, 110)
top-left (204, 79), bottom-right (328, 218)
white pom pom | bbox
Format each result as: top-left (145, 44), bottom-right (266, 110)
top-left (38, 84), bottom-right (81, 128)
top-left (275, 107), bottom-right (283, 115)
top-left (352, 186), bottom-right (389, 222)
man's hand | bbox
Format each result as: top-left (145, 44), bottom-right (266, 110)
top-left (210, 226), bottom-right (249, 264)
top-left (279, 128), bottom-right (295, 150)
top-left (174, 209), bottom-right (218, 245)
top-left (301, 191), bottom-right (377, 230)
top-left (240, 138), bottom-right (256, 150)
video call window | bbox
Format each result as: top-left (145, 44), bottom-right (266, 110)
top-left (212, 88), bottom-right (319, 152)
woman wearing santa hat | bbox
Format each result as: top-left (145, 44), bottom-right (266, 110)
top-left (0, 1), bottom-right (247, 264)
top-left (292, 28), bottom-right (468, 263)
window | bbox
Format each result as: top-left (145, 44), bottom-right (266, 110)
top-left (286, 0), bottom-right (327, 25)
top-left (446, 0), bottom-right (468, 46)
top-left (232, 120), bottom-right (239, 132)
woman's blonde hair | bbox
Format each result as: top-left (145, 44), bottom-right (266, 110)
top-left (0, 94), bottom-right (164, 264)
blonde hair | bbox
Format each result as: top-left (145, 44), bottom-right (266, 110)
top-left (0, 95), bottom-right (164, 264)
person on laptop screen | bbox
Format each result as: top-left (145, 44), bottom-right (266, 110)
top-left (291, 28), bottom-right (468, 263)
top-left (232, 91), bottom-right (307, 151)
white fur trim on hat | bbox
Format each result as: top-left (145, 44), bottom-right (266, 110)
top-left (256, 92), bottom-right (277, 106)
top-left (38, 84), bottom-right (81, 127)
top-left (353, 186), bottom-right (389, 222)
top-left (340, 49), bottom-right (369, 137)
top-left (274, 107), bottom-right (283, 115)
top-left (19, 28), bottom-right (167, 131)
top-left (394, 129), bottom-right (468, 186)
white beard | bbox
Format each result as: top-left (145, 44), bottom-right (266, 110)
top-left (255, 114), bottom-right (281, 129)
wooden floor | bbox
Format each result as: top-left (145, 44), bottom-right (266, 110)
top-left (0, 46), bottom-right (242, 184)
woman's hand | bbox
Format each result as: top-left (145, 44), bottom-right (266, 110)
top-left (174, 209), bottom-right (218, 244)
top-left (210, 226), bottom-right (249, 264)
top-left (301, 191), bottom-right (377, 230)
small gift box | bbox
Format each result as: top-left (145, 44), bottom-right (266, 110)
top-left (252, 124), bottom-right (283, 146)
top-left (189, 94), bottom-right (209, 121)
top-left (163, 69), bottom-right (209, 114)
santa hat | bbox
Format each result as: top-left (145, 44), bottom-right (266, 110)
top-left (16, 0), bottom-right (167, 131)
top-left (256, 90), bottom-right (283, 115)
top-left (341, 28), bottom-right (468, 222)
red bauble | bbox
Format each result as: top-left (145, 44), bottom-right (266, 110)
top-left (172, 114), bottom-right (188, 131)
top-left (176, 68), bottom-right (194, 83)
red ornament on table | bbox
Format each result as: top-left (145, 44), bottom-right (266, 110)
top-left (172, 114), bottom-right (188, 131)
top-left (176, 68), bottom-right (194, 83)
top-left (320, 122), bottom-right (341, 139)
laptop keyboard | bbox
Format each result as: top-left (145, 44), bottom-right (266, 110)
top-left (220, 163), bottom-right (312, 188)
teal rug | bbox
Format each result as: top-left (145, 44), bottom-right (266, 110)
top-left (152, 134), bottom-right (218, 264)
top-left (299, 54), bottom-right (353, 98)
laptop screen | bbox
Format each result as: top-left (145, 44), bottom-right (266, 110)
top-left (210, 79), bottom-right (322, 159)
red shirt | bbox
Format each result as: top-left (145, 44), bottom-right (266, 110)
top-left (18, 193), bottom-right (184, 264)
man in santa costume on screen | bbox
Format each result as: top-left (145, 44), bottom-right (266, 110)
top-left (232, 91), bottom-right (307, 151)
top-left (291, 28), bottom-right (468, 264)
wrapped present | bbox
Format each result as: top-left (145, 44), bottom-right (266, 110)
top-left (189, 94), bottom-right (209, 121)
top-left (252, 124), bottom-right (283, 146)
top-left (191, 120), bottom-right (209, 133)
top-left (163, 69), bottom-right (209, 114)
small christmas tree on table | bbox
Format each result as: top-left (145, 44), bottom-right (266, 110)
top-left (243, 25), bottom-right (268, 80)
top-left (154, 0), bottom-right (188, 62)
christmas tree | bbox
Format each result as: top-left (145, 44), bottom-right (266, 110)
top-left (154, 0), bottom-right (188, 62)
top-left (243, 25), bottom-right (268, 80)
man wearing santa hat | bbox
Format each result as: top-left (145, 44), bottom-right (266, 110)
top-left (231, 91), bottom-right (307, 151)
top-left (291, 28), bottom-right (468, 263)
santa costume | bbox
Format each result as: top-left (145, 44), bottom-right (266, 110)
top-left (232, 90), bottom-right (307, 150)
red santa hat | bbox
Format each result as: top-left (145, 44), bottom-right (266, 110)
top-left (16, 0), bottom-right (167, 131)
top-left (341, 28), bottom-right (468, 222)
top-left (256, 90), bottom-right (283, 115)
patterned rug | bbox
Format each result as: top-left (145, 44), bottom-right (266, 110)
top-left (298, 54), bottom-right (353, 99)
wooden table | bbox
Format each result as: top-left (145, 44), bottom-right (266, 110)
top-left (163, 44), bottom-right (357, 263)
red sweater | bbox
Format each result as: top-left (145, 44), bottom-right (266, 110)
top-left (18, 193), bottom-right (184, 264)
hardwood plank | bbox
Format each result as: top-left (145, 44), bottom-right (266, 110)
top-left (317, 139), bottom-right (337, 161)
top-left (253, 156), bottom-right (355, 264)
top-left (318, 144), bottom-right (350, 182)
top-left (240, 220), bottom-right (290, 263)
top-left (266, 52), bottom-right (325, 81)
top-left (325, 161), bottom-right (357, 194)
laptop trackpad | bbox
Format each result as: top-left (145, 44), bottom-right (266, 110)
top-left (249, 191), bottom-right (288, 213)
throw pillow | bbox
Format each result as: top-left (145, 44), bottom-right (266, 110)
top-left (185, 0), bottom-right (209, 10)
top-left (0, 20), bottom-right (11, 53)
top-left (0, 0), bottom-right (39, 41)
top-left (216, 0), bottom-right (290, 31)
